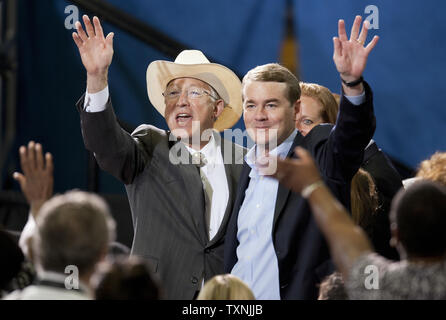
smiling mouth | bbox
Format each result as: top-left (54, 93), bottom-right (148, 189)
top-left (175, 113), bottom-right (192, 120)
top-left (176, 113), bottom-right (192, 125)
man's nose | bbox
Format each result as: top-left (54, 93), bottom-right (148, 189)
top-left (176, 90), bottom-right (189, 107)
top-left (254, 107), bottom-right (267, 121)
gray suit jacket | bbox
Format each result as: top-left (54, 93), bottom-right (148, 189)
top-left (76, 95), bottom-right (246, 299)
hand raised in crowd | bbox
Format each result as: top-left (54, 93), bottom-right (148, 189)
top-left (333, 15), bottom-right (379, 91)
top-left (13, 141), bottom-right (54, 218)
top-left (258, 147), bottom-right (322, 195)
top-left (72, 15), bottom-right (114, 93)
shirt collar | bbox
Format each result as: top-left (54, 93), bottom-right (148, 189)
top-left (184, 130), bottom-right (220, 169)
top-left (245, 129), bottom-right (298, 171)
top-left (37, 270), bottom-right (92, 298)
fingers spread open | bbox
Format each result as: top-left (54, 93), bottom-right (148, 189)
top-left (350, 15), bottom-right (362, 41)
top-left (19, 145), bottom-right (29, 176)
top-left (105, 32), bottom-right (114, 48)
top-left (13, 172), bottom-right (26, 190)
top-left (72, 32), bottom-right (83, 48)
top-left (93, 16), bottom-right (104, 39)
top-left (338, 19), bottom-right (348, 42)
top-left (27, 141), bottom-right (37, 170)
top-left (75, 21), bottom-right (88, 42)
top-left (45, 152), bottom-right (54, 173)
top-left (83, 15), bottom-right (95, 38)
top-left (333, 37), bottom-right (342, 58)
top-left (365, 35), bottom-right (379, 54)
top-left (35, 143), bottom-right (44, 170)
top-left (357, 20), bottom-right (369, 45)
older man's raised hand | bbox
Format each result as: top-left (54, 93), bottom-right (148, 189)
top-left (72, 15), bottom-right (114, 93)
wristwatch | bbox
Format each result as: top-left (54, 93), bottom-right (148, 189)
top-left (341, 76), bottom-right (363, 87)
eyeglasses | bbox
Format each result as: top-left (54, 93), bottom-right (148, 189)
top-left (162, 86), bottom-right (219, 101)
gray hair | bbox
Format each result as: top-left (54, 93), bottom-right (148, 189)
top-left (33, 191), bottom-right (116, 276)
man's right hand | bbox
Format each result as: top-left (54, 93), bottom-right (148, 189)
top-left (72, 15), bottom-right (114, 93)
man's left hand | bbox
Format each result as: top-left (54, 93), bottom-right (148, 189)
top-left (333, 15), bottom-right (379, 91)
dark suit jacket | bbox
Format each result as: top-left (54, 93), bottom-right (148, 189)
top-left (224, 82), bottom-right (376, 300)
top-left (362, 141), bottom-right (403, 260)
top-left (76, 96), bottom-right (246, 299)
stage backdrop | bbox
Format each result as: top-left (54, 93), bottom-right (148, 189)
top-left (8, 0), bottom-right (446, 194)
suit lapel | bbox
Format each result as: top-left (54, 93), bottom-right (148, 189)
top-left (168, 138), bottom-right (208, 245)
top-left (272, 132), bottom-right (305, 230)
top-left (229, 163), bottom-right (252, 232)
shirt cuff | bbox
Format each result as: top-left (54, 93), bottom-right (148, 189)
top-left (344, 91), bottom-right (365, 106)
top-left (84, 86), bottom-right (109, 112)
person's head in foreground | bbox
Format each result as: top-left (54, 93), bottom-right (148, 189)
top-left (197, 274), bottom-right (255, 300)
top-left (33, 191), bottom-right (116, 289)
top-left (93, 255), bottom-right (162, 300)
top-left (389, 180), bottom-right (446, 260)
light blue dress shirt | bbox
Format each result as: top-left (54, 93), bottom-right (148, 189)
top-left (231, 130), bottom-right (297, 300)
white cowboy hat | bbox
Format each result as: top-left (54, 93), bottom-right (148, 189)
top-left (146, 50), bottom-right (242, 132)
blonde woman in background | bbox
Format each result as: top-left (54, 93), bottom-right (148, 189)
top-left (197, 274), bottom-right (255, 300)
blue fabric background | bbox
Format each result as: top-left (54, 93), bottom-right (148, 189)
top-left (8, 0), bottom-right (446, 193)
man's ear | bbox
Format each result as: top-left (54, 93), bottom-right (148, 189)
top-left (293, 99), bottom-right (301, 116)
top-left (213, 99), bottom-right (225, 120)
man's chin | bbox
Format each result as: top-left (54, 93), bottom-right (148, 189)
top-left (170, 128), bottom-right (192, 141)
top-left (247, 130), bottom-right (277, 149)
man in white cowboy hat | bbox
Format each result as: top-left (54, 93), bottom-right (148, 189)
top-left (72, 15), bottom-right (245, 299)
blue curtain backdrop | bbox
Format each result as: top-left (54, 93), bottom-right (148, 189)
top-left (294, 0), bottom-right (446, 176)
top-left (9, 0), bottom-right (446, 193)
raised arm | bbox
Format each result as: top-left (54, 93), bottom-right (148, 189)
top-left (309, 16), bottom-right (378, 183)
top-left (333, 15), bottom-right (379, 95)
top-left (13, 141), bottom-right (53, 259)
top-left (268, 147), bottom-right (373, 279)
top-left (72, 16), bottom-right (149, 184)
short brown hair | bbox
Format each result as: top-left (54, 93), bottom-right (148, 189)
top-left (94, 255), bottom-right (161, 300)
top-left (34, 191), bottom-right (116, 275)
top-left (300, 82), bottom-right (338, 124)
top-left (242, 63), bottom-right (300, 105)
top-left (416, 152), bottom-right (446, 186)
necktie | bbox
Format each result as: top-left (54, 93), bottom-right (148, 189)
top-left (193, 152), bottom-right (213, 240)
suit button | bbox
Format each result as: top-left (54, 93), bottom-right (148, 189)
top-left (191, 277), bottom-right (198, 284)
top-left (205, 248), bottom-right (211, 254)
